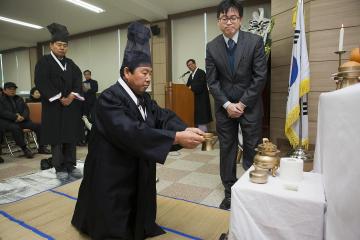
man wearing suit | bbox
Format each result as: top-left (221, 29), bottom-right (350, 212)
top-left (186, 59), bottom-right (212, 132)
top-left (82, 69), bottom-right (98, 123)
top-left (80, 69), bottom-right (98, 144)
top-left (206, 0), bottom-right (267, 210)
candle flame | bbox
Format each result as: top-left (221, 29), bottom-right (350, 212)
top-left (342, 24), bottom-right (344, 28)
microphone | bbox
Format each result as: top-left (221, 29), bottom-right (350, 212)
top-left (181, 71), bottom-right (190, 77)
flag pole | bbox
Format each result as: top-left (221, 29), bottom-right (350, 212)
top-left (289, 96), bottom-right (310, 162)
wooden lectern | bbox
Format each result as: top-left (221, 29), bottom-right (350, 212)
top-left (165, 82), bottom-right (194, 127)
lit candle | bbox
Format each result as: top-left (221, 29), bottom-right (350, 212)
top-left (338, 24), bottom-right (344, 51)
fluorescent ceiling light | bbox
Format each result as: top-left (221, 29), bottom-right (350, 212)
top-left (0, 16), bottom-right (43, 29)
top-left (66, 0), bottom-right (105, 13)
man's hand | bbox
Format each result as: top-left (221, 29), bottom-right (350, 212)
top-left (226, 103), bottom-right (244, 118)
top-left (174, 130), bottom-right (205, 149)
top-left (60, 94), bottom-right (75, 106)
top-left (15, 113), bottom-right (24, 122)
top-left (185, 127), bottom-right (206, 135)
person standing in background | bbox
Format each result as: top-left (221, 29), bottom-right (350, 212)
top-left (186, 59), bottom-right (212, 132)
top-left (35, 23), bottom-right (84, 180)
top-left (206, 0), bottom-right (267, 210)
top-left (80, 69), bottom-right (98, 141)
top-left (82, 69), bottom-right (98, 123)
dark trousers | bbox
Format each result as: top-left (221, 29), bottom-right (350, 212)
top-left (51, 143), bottom-right (76, 172)
top-left (0, 119), bottom-right (41, 148)
top-left (216, 108), bottom-right (262, 198)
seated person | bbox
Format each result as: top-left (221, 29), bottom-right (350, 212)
top-left (0, 82), bottom-right (50, 158)
top-left (26, 87), bottom-right (42, 103)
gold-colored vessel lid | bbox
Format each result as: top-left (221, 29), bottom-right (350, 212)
top-left (256, 138), bottom-right (279, 153)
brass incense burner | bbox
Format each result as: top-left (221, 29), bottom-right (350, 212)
top-left (253, 138), bottom-right (280, 177)
top-left (201, 133), bottom-right (218, 151)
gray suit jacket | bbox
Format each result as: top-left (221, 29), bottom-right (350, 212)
top-left (206, 30), bottom-right (267, 121)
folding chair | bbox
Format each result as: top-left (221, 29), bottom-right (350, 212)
top-left (3, 129), bottom-right (38, 156)
top-left (27, 102), bottom-right (42, 124)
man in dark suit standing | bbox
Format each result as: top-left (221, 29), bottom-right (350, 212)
top-left (186, 59), bottom-right (212, 132)
top-left (82, 69), bottom-right (98, 123)
top-left (206, 0), bottom-right (267, 210)
top-left (80, 69), bottom-right (98, 143)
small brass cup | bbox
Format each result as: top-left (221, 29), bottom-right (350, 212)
top-left (201, 133), bottom-right (217, 151)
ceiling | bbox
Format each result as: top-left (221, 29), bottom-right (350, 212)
top-left (0, 0), bottom-right (221, 51)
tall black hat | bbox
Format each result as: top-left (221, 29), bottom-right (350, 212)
top-left (47, 23), bottom-right (69, 42)
top-left (121, 22), bottom-right (152, 70)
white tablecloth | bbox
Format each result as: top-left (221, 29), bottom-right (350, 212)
top-left (314, 84), bottom-right (360, 240)
top-left (229, 168), bottom-right (325, 240)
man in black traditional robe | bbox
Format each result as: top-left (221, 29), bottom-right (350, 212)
top-left (71, 22), bottom-right (205, 240)
top-left (35, 23), bottom-right (84, 180)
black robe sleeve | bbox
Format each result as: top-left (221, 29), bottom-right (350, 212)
top-left (34, 57), bottom-right (61, 101)
top-left (95, 90), bottom-right (186, 164)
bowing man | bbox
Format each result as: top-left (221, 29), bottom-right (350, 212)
top-left (71, 22), bottom-right (205, 240)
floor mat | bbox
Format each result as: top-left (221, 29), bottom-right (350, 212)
top-left (0, 161), bottom-right (84, 205)
top-left (0, 180), bottom-right (229, 240)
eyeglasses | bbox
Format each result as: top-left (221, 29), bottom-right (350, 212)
top-left (218, 15), bottom-right (240, 23)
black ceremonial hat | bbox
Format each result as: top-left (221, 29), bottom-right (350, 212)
top-left (121, 22), bottom-right (152, 69)
top-left (47, 23), bottom-right (69, 42)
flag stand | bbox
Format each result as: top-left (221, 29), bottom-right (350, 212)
top-left (288, 97), bottom-right (311, 162)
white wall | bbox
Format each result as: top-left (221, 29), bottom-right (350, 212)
top-left (172, 14), bottom-right (206, 83)
top-left (66, 30), bottom-right (121, 91)
top-left (1, 49), bottom-right (32, 93)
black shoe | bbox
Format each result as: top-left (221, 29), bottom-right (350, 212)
top-left (23, 147), bottom-right (34, 158)
top-left (0, 156), bottom-right (4, 164)
top-left (38, 146), bottom-right (51, 154)
top-left (219, 197), bottom-right (231, 210)
top-left (219, 233), bottom-right (228, 240)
